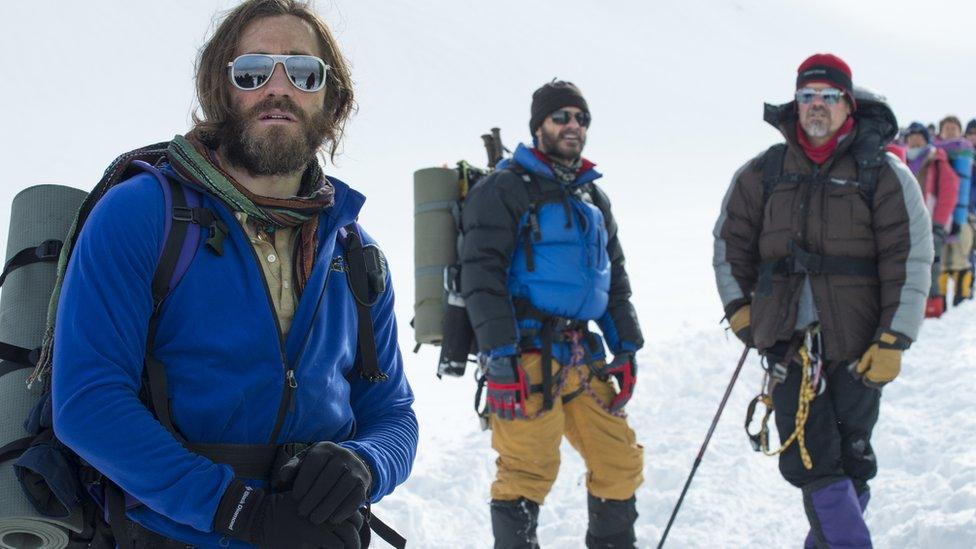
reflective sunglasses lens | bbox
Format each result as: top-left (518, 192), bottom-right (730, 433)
top-left (576, 112), bottom-right (592, 127)
top-left (284, 56), bottom-right (326, 91)
top-left (232, 55), bottom-right (274, 90)
top-left (796, 90), bottom-right (816, 104)
top-left (821, 90), bottom-right (842, 105)
top-left (550, 110), bottom-right (571, 124)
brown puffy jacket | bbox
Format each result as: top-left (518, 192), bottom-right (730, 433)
top-left (713, 100), bottom-right (933, 361)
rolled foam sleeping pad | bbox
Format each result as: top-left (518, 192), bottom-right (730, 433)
top-left (413, 167), bottom-right (459, 346)
top-left (0, 185), bottom-right (87, 549)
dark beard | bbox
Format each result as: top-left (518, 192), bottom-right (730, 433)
top-left (539, 126), bottom-right (585, 164)
top-left (219, 97), bottom-right (330, 177)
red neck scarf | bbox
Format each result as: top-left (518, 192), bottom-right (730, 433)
top-left (796, 116), bottom-right (855, 165)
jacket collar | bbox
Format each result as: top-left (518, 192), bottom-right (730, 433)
top-left (500, 143), bottom-right (602, 186)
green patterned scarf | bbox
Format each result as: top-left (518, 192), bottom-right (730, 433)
top-left (168, 133), bottom-right (335, 295)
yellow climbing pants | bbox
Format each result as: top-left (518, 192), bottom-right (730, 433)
top-left (490, 352), bottom-right (644, 504)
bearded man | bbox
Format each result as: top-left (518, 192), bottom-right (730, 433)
top-left (52, 1), bottom-right (417, 547)
top-left (713, 54), bottom-right (931, 548)
top-left (460, 80), bottom-right (644, 548)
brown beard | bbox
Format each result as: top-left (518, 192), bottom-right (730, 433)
top-left (539, 125), bottom-right (585, 164)
top-left (219, 96), bottom-right (330, 177)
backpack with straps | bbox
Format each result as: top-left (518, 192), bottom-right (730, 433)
top-left (755, 141), bottom-right (885, 297)
top-left (0, 142), bottom-right (399, 548)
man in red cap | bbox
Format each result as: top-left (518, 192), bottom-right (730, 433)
top-left (713, 54), bottom-right (932, 548)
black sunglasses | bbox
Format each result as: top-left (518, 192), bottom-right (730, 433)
top-left (550, 110), bottom-right (591, 127)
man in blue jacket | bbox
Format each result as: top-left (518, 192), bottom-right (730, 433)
top-left (52, 1), bottom-right (417, 547)
top-left (460, 80), bottom-right (644, 548)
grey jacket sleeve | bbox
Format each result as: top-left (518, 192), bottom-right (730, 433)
top-left (712, 158), bottom-right (764, 317)
top-left (874, 155), bottom-right (934, 342)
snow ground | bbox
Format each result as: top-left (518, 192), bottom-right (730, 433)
top-left (377, 301), bottom-right (976, 548)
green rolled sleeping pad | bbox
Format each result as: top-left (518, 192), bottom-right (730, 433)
top-left (413, 167), bottom-right (460, 346)
top-left (0, 185), bottom-right (87, 549)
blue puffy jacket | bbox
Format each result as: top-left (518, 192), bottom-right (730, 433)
top-left (460, 144), bottom-right (643, 360)
top-left (52, 168), bottom-right (417, 547)
top-left (505, 148), bottom-right (611, 323)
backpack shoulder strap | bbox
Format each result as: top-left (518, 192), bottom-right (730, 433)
top-left (130, 160), bottom-right (205, 442)
top-left (130, 159), bottom-right (231, 441)
top-left (340, 223), bottom-right (389, 383)
top-left (761, 143), bottom-right (789, 205)
top-left (128, 160), bottom-right (206, 312)
top-left (854, 156), bottom-right (883, 205)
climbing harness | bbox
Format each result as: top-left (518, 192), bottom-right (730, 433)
top-left (745, 328), bottom-right (826, 470)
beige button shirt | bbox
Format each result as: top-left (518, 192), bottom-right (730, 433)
top-left (234, 212), bottom-right (298, 335)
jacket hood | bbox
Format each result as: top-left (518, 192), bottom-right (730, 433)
top-left (763, 84), bottom-right (898, 160)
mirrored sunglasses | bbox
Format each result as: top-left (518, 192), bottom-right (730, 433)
top-left (795, 87), bottom-right (844, 106)
top-left (227, 54), bottom-right (330, 92)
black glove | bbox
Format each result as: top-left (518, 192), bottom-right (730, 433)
top-left (275, 442), bottom-right (373, 526)
top-left (214, 479), bottom-right (363, 548)
top-left (950, 221), bottom-right (962, 236)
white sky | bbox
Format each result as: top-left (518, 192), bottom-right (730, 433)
top-left (1, 0), bottom-right (974, 341)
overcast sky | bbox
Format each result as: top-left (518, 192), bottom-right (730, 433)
top-left (1, 0), bottom-right (974, 340)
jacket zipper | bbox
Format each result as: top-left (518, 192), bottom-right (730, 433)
top-left (223, 212), bottom-right (296, 445)
top-left (169, 148), bottom-right (311, 442)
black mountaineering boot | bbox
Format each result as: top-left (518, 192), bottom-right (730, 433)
top-left (490, 498), bottom-right (540, 549)
top-left (585, 494), bottom-right (637, 548)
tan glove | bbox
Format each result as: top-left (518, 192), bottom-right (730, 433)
top-left (852, 331), bottom-right (910, 388)
top-left (729, 305), bottom-right (753, 347)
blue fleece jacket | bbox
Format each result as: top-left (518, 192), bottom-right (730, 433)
top-left (52, 170), bottom-right (417, 547)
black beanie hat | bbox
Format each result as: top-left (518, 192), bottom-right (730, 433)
top-left (529, 80), bottom-right (589, 134)
top-left (966, 118), bottom-right (976, 135)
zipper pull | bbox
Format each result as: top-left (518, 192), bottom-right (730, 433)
top-left (286, 369), bottom-right (298, 413)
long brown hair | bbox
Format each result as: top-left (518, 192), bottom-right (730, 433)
top-left (193, 0), bottom-right (355, 161)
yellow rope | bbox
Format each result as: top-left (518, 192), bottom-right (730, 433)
top-left (758, 346), bottom-right (815, 470)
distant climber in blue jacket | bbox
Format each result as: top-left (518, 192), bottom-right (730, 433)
top-left (52, 1), bottom-right (417, 547)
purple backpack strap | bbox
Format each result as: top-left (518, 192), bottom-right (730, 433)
top-left (130, 160), bottom-right (203, 309)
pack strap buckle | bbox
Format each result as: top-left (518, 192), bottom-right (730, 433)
top-left (788, 241), bottom-right (821, 274)
top-left (171, 206), bottom-right (196, 223)
top-left (34, 240), bottom-right (62, 260)
top-left (172, 206), bottom-right (226, 255)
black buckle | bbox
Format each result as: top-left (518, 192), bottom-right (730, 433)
top-left (789, 242), bottom-right (822, 274)
top-left (34, 240), bottom-right (62, 260)
top-left (172, 206), bottom-right (195, 223)
top-left (363, 372), bottom-right (390, 383)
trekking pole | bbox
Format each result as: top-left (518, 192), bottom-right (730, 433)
top-left (481, 133), bottom-right (498, 169)
top-left (657, 346), bottom-right (750, 549)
